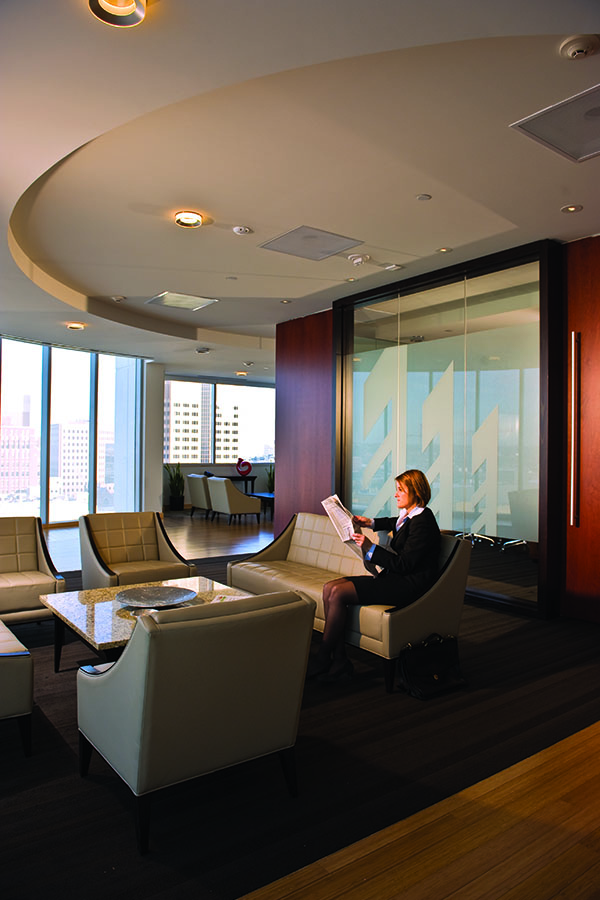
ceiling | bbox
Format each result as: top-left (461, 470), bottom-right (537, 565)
top-left (2, 1), bottom-right (600, 386)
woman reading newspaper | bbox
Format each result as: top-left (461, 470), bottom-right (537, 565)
top-left (309, 469), bottom-right (440, 682)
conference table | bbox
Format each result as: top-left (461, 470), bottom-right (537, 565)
top-left (40, 576), bottom-right (250, 672)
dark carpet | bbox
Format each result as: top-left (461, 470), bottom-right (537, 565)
top-left (2, 564), bottom-right (600, 900)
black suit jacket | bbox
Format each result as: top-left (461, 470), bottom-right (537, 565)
top-left (368, 506), bottom-right (440, 603)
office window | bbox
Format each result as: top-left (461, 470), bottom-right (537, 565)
top-left (0, 337), bottom-right (142, 523)
top-left (163, 381), bottom-right (275, 464)
top-left (0, 339), bottom-right (43, 516)
top-left (215, 384), bottom-right (274, 463)
top-left (49, 347), bottom-right (91, 522)
top-left (96, 354), bottom-right (139, 512)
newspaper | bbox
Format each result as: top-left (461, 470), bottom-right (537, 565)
top-left (321, 494), bottom-right (380, 575)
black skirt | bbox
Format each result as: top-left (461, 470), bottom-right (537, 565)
top-left (345, 571), bottom-right (428, 609)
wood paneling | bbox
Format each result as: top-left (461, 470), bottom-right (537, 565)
top-left (274, 310), bottom-right (334, 533)
top-left (564, 237), bottom-right (600, 621)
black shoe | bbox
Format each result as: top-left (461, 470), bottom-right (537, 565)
top-left (318, 659), bottom-right (354, 683)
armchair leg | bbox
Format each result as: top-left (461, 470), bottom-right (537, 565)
top-left (17, 714), bottom-right (32, 756)
top-left (278, 746), bottom-right (298, 797)
top-left (79, 731), bottom-right (93, 776)
top-left (134, 794), bottom-right (152, 855)
top-left (383, 658), bottom-right (396, 694)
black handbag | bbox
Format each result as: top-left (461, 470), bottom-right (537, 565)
top-left (397, 633), bottom-right (466, 699)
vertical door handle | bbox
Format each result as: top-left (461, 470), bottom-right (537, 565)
top-left (570, 331), bottom-right (581, 527)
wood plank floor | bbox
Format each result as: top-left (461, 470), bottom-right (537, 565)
top-left (241, 721), bottom-right (600, 900)
top-left (44, 508), bottom-right (275, 571)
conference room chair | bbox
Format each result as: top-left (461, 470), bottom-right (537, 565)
top-left (0, 516), bottom-right (65, 624)
top-left (77, 591), bottom-right (316, 853)
top-left (79, 511), bottom-right (197, 590)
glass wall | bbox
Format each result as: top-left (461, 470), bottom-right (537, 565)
top-left (348, 262), bottom-right (540, 606)
top-left (0, 337), bottom-right (142, 523)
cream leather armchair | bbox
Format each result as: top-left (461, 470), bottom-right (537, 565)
top-left (0, 619), bottom-right (33, 755)
top-left (79, 511), bottom-right (197, 590)
top-left (77, 591), bottom-right (316, 853)
top-left (0, 516), bottom-right (65, 623)
top-left (207, 476), bottom-right (261, 524)
top-left (186, 473), bottom-right (211, 519)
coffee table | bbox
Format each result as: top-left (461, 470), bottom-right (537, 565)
top-left (40, 575), bottom-right (250, 672)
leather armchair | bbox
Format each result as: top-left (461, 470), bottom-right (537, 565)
top-left (186, 473), bottom-right (211, 519)
top-left (0, 516), bottom-right (65, 624)
top-left (0, 619), bottom-right (33, 755)
top-left (77, 591), bottom-right (316, 852)
top-left (207, 476), bottom-right (261, 524)
top-left (79, 511), bottom-right (197, 590)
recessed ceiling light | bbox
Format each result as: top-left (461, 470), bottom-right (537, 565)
top-left (174, 210), bottom-right (203, 228)
top-left (235, 371), bottom-right (248, 377)
top-left (561, 204), bottom-right (583, 213)
top-left (195, 347), bottom-right (211, 354)
top-left (111, 295), bottom-right (126, 303)
top-left (437, 247), bottom-right (453, 253)
top-left (346, 277), bottom-right (357, 282)
top-left (348, 254), bottom-right (371, 266)
top-left (383, 263), bottom-right (404, 271)
top-left (88, 0), bottom-right (146, 28)
top-left (280, 299), bottom-right (292, 304)
top-left (66, 322), bottom-right (86, 331)
top-left (243, 361), bottom-right (255, 367)
top-left (416, 193), bottom-right (432, 201)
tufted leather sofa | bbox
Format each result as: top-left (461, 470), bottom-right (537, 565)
top-left (0, 516), bottom-right (65, 624)
top-left (79, 511), bottom-right (197, 590)
top-left (227, 511), bottom-right (370, 626)
top-left (228, 512), bottom-right (472, 691)
top-left (0, 618), bottom-right (33, 754)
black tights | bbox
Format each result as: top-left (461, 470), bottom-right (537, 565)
top-left (317, 577), bottom-right (362, 664)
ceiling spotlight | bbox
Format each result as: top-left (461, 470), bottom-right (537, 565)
top-left (243, 361), bottom-right (255, 367)
top-left (66, 322), bottom-right (86, 331)
top-left (437, 247), bottom-right (453, 254)
top-left (416, 193), bottom-right (432, 201)
top-left (88, 0), bottom-right (146, 28)
top-left (195, 347), bottom-right (211, 354)
top-left (348, 254), bottom-right (371, 266)
top-left (561, 204), bottom-right (583, 213)
top-left (280, 299), bottom-right (292, 304)
top-left (233, 226), bottom-right (253, 235)
top-left (383, 263), bottom-right (404, 271)
top-left (111, 295), bottom-right (126, 303)
top-left (174, 210), bottom-right (203, 228)
top-left (235, 371), bottom-right (248, 377)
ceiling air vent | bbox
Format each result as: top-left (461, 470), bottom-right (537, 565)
top-left (510, 83), bottom-right (600, 163)
top-left (145, 292), bottom-right (218, 311)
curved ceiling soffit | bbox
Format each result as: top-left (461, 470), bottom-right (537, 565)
top-left (7, 145), bottom-right (275, 355)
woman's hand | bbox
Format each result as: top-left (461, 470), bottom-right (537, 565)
top-left (352, 533), bottom-right (373, 555)
top-left (352, 515), bottom-right (372, 527)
